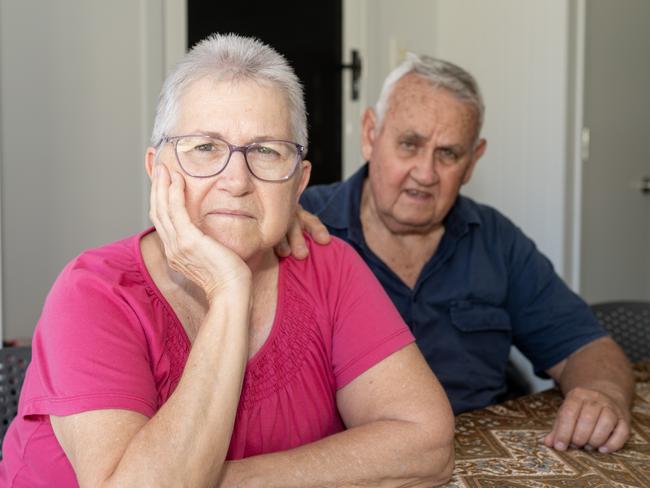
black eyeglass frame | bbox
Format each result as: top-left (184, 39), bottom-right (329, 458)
top-left (158, 135), bottom-right (305, 182)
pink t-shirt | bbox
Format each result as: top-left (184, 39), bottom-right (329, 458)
top-left (0, 229), bottom-right (414, 487)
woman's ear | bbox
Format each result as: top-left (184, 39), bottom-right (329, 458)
top-left (295, 160), bottom-right (312, 203)
top-left (145, 147), bottom-right (157, 180)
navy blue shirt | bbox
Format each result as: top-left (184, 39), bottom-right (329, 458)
top-left (301, 165), bottom-right (606, 414)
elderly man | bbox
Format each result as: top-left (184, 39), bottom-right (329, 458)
top-left (289, 53), bottom-right (634, 454)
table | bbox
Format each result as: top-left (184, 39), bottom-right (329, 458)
top-left (443, 360), bottom-right (650, 487)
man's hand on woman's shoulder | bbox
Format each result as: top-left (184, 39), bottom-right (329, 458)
top-left (275, 205), bottom-right (332, 259)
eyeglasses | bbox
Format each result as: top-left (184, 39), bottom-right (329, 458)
top-left (159, 135), bottom-right (304, 182)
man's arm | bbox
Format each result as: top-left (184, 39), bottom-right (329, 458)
top-left (495, 210), bottom-right (635, 453)
top-left (544, 336), bottom-right (634, 453)
top-left (217, 344), bottom-right (455, 488)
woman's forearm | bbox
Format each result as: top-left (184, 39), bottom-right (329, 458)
top-left (217, 418), bottom-right (454, 488)
top-left (104, 287), bottom-right (251, 488)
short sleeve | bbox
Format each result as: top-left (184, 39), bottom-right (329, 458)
top-left (504, 222), bottom-right (607, 374)
top-left (21, 260), bottom-right (158, 419)
top-left (321, 239), bottom-right (415, 389)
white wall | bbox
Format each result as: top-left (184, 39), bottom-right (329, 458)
top-left (364, 0), bottom-right (437, 122)
top-left (0, 0), bottom-right (185, 341)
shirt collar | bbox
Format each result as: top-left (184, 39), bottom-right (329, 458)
top-left (444, 193), bottom-right (482, 238)
top-left (317, 162), bottom-right (482, 242)
top-left (317, 164), bottom-right (368, 246)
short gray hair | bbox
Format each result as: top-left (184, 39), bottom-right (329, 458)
top-left (151, 33), bottom-right (308, 151)
top-left (375, 53), bottom-right (485, 140)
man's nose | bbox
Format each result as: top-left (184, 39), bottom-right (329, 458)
top-left (410, 155), bottom-right (439, 185)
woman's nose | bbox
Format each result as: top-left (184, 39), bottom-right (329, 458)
top-left (215, 150), bottom-right (254, 195)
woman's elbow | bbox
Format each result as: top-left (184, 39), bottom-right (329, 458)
top-left (425, 430), bottom-right (455, 486)
top-left (415, 412), bottom-right (455, 486)
top-left (405, 445), bottom-right (454, 488)
top-left (431, 446), bottom-right (455, 486)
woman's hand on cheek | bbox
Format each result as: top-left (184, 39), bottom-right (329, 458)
top-left (149, 164), bottom-right (252, 302)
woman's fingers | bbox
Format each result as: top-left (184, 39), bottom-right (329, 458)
top-left (152, 164), bottom-right (175, 245)
top-left (167, 170), bottom-right (200, 240)
top-left (157, 169), bottom-right (197, 271)
top-left (150, 164), bottom-right (191, 274)
top-left (148, 163), bottom-right (252, 303)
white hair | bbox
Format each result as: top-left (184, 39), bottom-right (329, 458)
top-left (375, 53), bottom-right (485, 141)
top-left (151, 33), bottom-right (308, 151)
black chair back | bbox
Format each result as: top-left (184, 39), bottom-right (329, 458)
top-left (0, 346), bottom-right (32, 458)
top-left (591, 301), bottom-right (650, 363)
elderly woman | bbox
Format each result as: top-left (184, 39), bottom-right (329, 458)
top-left (0, 34), bottom-right (453, 487)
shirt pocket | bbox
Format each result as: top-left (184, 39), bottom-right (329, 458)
top-left (449, 300), bottom-right (512, 334)
top-left (448, 300), bottom-right (513, 390)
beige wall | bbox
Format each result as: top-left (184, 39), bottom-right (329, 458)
top-left (0, 0), bottom-right (185, 340)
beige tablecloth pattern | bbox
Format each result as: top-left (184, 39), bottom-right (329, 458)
top-left (444, 361), bottom-right (650, 487)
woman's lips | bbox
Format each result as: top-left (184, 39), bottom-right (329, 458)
top-left (209, 209), bottom-right (254, 218)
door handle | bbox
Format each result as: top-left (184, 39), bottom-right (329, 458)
top-left (340, 49), bottom-right (362, 101)
top-left (641, 176), bottom-right (650, 195)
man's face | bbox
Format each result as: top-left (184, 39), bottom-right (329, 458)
top-left (362, 73), bottom-right (486, 235)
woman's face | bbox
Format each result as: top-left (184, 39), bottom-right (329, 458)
top-left (147, 77), bottom-right (311, 262)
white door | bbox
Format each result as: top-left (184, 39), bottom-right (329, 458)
top-left (580, 0), bottom-right (650, 303)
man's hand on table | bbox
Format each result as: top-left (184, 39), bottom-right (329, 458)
top-left (543, 386), bottom-right (631, 453)
top-left (274, 204), bottom-right (331, 259)
top-left (544, 337), bottom-right (635, 453)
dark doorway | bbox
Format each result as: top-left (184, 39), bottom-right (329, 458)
top-left (187, 1), bottom-right (342, 186)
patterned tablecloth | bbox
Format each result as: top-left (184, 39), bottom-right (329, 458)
top-left (443, 360), bottom-right (650, 487)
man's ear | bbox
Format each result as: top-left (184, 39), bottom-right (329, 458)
top-left (462, 138), bottom-right (487, 185)
top-left (361, 107), bottom-right (378, 162)
top-left (295, 160), bottom-right (312, 203)
top-left (145, 147), bottom-right (157, 180)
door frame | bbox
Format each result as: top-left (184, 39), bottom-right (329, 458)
top-left (567, 0), bottom-right (587, 293)
top-left (342, 0), bottom-right (369, 179)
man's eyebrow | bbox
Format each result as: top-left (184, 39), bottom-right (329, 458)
top-left (438, 144), bottom-right (466, 154)
top-left (398, 131), bottom-right (427, 142)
